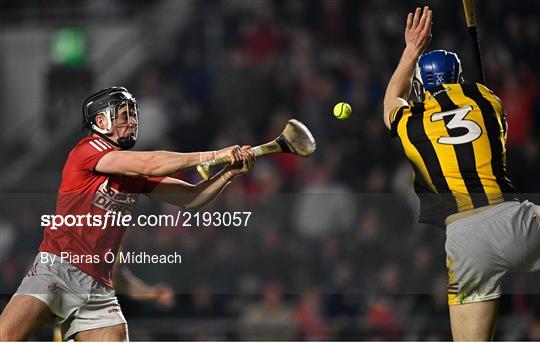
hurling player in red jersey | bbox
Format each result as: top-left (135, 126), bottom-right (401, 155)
top-left (0, 87), bottom-right (255, 341)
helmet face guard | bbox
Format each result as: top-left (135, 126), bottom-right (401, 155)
top-left (82, 87), bottom-right (139, 150)
top-left (112, 99), bottom-right (138, 150)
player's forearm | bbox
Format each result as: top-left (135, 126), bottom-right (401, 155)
top-left (97, 150), bottom-right (218, 177)
top-left (185, 169), bottom-right (235, 210)
top-left (150, 169), bottom-right (234, 209)
top-left (145, 150), bottom-right (216, 176)
top-left (384, 48), bottom-right (419, 106)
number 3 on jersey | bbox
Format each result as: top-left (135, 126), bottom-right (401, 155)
top-left (431, 106), bottom-right (482, 145)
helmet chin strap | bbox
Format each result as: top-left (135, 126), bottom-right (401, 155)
top-left (117, 135), bottom-right (136, 150)
top-left (91, 129), bottom-right (136, 150)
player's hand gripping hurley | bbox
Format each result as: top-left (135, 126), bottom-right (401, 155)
top-left (197, 119), bottom-right (316, 180)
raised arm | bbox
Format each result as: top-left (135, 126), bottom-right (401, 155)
top-left (383, 6), bottom-right (432, 129)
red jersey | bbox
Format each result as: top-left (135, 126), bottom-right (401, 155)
top-left (39, 136), bottom-right (163, 287)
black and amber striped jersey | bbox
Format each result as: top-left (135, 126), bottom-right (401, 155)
top-left (390, 83), bottom-right (517, 227)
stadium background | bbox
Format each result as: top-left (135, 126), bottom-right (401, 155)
top-left (1, 0), bottom-right (540, 340)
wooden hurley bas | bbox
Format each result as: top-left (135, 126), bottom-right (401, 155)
top-left (196, 119), bottom-right (316, 180)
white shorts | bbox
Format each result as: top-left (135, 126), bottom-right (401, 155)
top-left (445, 201), bottom-right (540, 305)
top-left (14, 252), bottom-right (126, 340)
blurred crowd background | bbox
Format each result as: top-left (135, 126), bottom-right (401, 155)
top-left (1, 0), bottom-right (540, 340)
